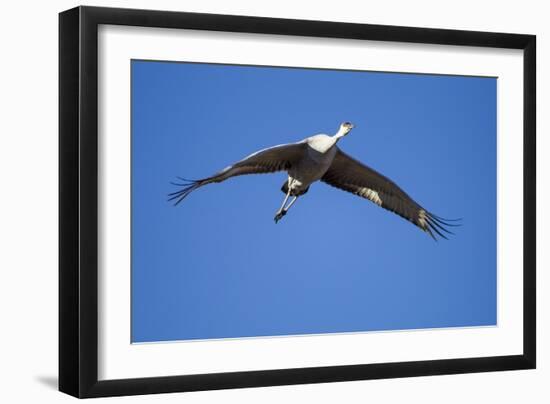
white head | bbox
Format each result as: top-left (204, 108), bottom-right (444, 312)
top-left (334, 121), bottom-right (355, 139)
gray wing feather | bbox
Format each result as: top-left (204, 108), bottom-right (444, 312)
top-left (213, 142), bottom-right (306, 181)
top-left (169, 142), bottom-right (306, 204)
top-left (321, 148), bottom-right (456, 239)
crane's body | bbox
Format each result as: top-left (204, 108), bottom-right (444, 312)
top-left (286, 135), bottom-right (339, 194)
top-left (169, 122), bottom-right (458, 239)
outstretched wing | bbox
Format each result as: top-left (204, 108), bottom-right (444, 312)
top-left (169, 142), bottom-right (306, 205)
top-left (321, 148), bottom-right (458, 239)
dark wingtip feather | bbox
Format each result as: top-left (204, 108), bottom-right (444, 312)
top-left (424, 226), bottom-right (438, 242)
top-left (431, 214), bottom-right (463, 225)
top-left (427, 220), bottom-right (448, 240)
top-left (167, 178), bottom-right (202, 205)
top-left (177, 176), bottom-right (199, 182)
top-left (421, 211), bottom-right (460, 241)
top-left (426, 216), bottom-right (455, 235)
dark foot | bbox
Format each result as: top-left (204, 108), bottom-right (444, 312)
top-left (274, 210), bottom-right (287, 223)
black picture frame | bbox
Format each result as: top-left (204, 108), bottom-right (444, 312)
top-left (59, 5), bottom-right (536, 398)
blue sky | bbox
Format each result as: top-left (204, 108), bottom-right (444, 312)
top-left (131, 60), bottom-right (497, 343)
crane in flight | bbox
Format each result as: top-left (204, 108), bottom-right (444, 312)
top-left (169, 122), bottom-right (459, 239)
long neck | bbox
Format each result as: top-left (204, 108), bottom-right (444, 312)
top-left (333, 126), bottom-right (347, 141)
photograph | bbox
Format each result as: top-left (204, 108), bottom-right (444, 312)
top-left (131, 60), bottom-right (496, 343)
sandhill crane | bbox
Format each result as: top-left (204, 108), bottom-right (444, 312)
top-left (169, 122), bottom-right (459, 239)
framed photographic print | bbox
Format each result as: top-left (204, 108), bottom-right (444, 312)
top-left (59, 6), bottom-right (536, 398)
